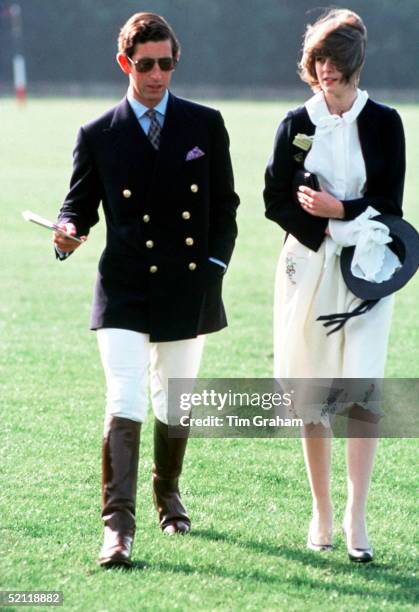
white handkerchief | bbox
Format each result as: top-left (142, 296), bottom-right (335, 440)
top-left (327, 207), bottom-right (401, 282)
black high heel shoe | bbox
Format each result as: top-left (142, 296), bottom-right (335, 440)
top-left (342, 526), bottom-right (373, 563)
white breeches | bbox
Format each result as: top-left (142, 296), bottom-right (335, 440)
top-left (97, 328), bottom-right (205, 425)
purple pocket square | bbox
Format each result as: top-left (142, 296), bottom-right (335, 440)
top-left (186, 146), bottom-right (205, 161)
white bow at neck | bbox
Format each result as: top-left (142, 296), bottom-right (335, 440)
top-left (305, 89), bottom-right (369, 130)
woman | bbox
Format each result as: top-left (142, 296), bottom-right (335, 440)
top-left (264, 9), bottom-right (405, 562)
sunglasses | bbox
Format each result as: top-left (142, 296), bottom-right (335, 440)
top-left (127, 56), bottom-right (177, 73)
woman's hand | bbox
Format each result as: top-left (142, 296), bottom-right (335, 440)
top-left (297, 186), bottom-right (345, 219)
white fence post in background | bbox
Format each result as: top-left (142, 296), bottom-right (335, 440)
top-left (10, 3), bottom-right (27, 103)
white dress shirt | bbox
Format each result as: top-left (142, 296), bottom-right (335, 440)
top-left (127, 88), bottom-right (168, 133)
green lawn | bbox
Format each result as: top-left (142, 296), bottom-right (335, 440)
top-left (0, 96), bottom-right (418, 611)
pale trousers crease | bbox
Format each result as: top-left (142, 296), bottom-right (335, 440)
top-left (97, 328), bottom-right (205, 425)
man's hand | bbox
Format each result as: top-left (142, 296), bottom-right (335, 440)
top-left (297, 186), bottom-right (345, 219)
top-left (53, 222), bottom-right (86, 253)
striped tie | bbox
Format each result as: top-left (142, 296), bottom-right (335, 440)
top-left (146, 109), bottom-right (161, 150)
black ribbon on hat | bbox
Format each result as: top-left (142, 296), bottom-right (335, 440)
top-left (316, 214), bottom-right (419, 336)
top-left (317, 299), bottom-right (379, 335)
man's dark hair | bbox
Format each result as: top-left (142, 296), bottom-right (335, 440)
top-left (118, 12), bottom-right (180, 58)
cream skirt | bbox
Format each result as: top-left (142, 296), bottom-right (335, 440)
top-left (274, 235), bottom-right (394, 426)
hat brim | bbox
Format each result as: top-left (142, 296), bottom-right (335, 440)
top-left (340, 214), bottom-right (419, 300)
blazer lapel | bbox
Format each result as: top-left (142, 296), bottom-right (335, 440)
top-left (102, 94), bottom-right (197, 206)
top-left (357, 100), bottom-right (380, 188)
top-left (152, 93), bottom-right (197, 181)
top-left (106, 97), bottom-right (156, 176)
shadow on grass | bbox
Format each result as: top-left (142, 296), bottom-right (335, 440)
top-left (93, 559), bottom-right (148, 573)
top-left (90, 529), bottom-right (417, 605)
top-left (131, 560), bottom-right (148, 570)
top-left (162, 528), bottom-right (417, 605)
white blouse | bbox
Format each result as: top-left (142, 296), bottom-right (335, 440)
top-left (303, 90), bottom-right (400, 282)
top-left (304, 89), bottom-right (369, 201)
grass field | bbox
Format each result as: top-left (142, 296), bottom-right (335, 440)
top-left (1, 95), bottom-right (418, 611)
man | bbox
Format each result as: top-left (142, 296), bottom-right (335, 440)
top-left (54, 12), bottom-right (239, 568)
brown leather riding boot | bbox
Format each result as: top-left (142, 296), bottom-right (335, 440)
top-left (98, 415), bottom-right (141, 568)
top-left (152, 418), bottom-right (191, 535)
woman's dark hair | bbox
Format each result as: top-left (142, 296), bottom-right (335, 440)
top-left (299, 9), bottom-right (367, 90)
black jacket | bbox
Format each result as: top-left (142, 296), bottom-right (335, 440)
top-left (264, 98), bottom-right (405, 251)
top-left (58, 93), bottom-right (240, 341)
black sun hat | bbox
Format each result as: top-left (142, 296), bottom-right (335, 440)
top-left (318, 214), bottom-right (419, 334)
top-left (341, 214), bottom-right (419, 300)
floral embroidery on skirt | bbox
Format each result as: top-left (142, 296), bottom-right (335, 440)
top-left (285, 256), bottom-right (297, 284)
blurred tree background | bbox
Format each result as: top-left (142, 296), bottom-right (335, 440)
top-left (0, 0), bottom-right (418, 94)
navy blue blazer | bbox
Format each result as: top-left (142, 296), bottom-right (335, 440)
top-left (58, 93), bottom-right (240, 341)
top-left (264, 98), bottom-right (405, 251)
